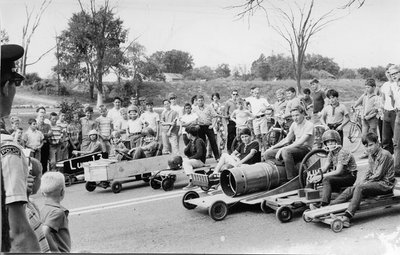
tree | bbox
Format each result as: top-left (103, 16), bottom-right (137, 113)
top-left (339, 68), bottom-right (357, 79)
top-left (357, 67), bottom-right (371, 79)
top-left (215, 63), bottom-right (231, 78)
top-left (20, 0), bottom-right (54, 78)
top-left (233, 0), bottom-right (357, 93)
top-left (369, 66), bottom-right (387, 82)
top-left (266, 54), bottom-right (293, 80)
top-left (251, 54), bottom-right (270, 80)
top-left (162, 50), bottom-right (194, 74)
top-left (304, 54), bottom-right (340, 76)
top-left (56, 0), bottom-right (127, 105)
top-left (184, 66), bottom-right (215, 81)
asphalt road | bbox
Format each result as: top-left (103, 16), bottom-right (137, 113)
top-left (28, 157), bottom-right (400, 255)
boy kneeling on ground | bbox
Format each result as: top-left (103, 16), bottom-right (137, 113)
top-left (211, 127), bottom-right (260, 176)
top-left (324, 132), bottom-right (395, 226)
top-left (308, 130), bottom-right (357, 209)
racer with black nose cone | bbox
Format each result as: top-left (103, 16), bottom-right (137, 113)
top-left (308, 130), bottom-right (358, 209)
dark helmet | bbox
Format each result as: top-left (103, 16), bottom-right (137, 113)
top-left (168, 155), bottom-right (183, 170)
top-left (322, 130), bottom-right (341, 145)
top-left (141, 127), bottom-right (155, 137)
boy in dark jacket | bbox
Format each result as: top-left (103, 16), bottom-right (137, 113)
top-left (182, 125), bottom-right (206, 189)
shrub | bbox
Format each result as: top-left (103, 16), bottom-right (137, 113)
top-left (58, 98), bottom-right (85, 122)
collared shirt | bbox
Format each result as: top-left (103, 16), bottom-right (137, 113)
top-left (171, 104), bottom-right (184, 117)
top-left (311, 90), bottom-right (326, 113)
top-left (362, 93), bottom-right (379, 116)
top-left (364, 148), bottom-right (395, 189)
top-left (237, 140), bottom-right (260, 164)
top-left (67, 122), bottom-right (81, 144)
top-left (160, 109), bottom-right (179, 132)
top-left (328, 149), bottom-right (357, 174)
top-left (245, 96), bottom-right (270, 116)
top-left (140, 111), bottom-right (160, 132)
top-left (41, 201), bottom-right (71, 252)
top-left (37, 121), bottom-right (52, 142)
top-left (23, 128), bottom-right (44, 149)
top-left (1, 134), bottom-right (28, 205)
top-left (380, 81), bottom-right (395, 111)
top-left (320, 103), bottom-right (349, 125)
top-left (107, 107), bottom-right (123, 127)
top-left (49, 123), bottom-right (62, 145)
top-left (192, 105), bottom-right (218, 126)
top-left (26, 201), bottom-right (51, 253)
top-left (224, 98), bottom-right (238, 116)
top-left (96, 115), bottom-right (113, 139)
top-left (288, 119), bottom-right (315, 150)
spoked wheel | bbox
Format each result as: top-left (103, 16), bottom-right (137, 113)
top-left (345, 122), bottom-right (362, 153)
top-left (85, 182), bottom-right (97, 192)
top-left (209, 200), bottom-right (229, 221)
top-left (182, 191), bottom-right (200, 210)
top-left (276, 206), bottom-right (293, 223)
top-left (298, 149), bottom-right (329, 188)
top-left (331, 219), bottom-right (344, 233)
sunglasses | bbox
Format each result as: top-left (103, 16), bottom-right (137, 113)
top-left (232, 93), bottom-right (238, 96)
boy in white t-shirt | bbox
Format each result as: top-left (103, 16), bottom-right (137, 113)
top-left (179, 103), bottom-right (198, 146)
top-left (230, 99), bottom-right (254, 134)
top-left (140, 101), bottom-right (160, 140)
top-left (127, 106), bottom-right (144, 148)
top-left (23, 118), bottom-right (44, 160)
top-left (114, 107), bottom-right (130, 149)
top-left (96, 105), bottom-right (113, 153)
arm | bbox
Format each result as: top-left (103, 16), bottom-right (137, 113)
top-left (338, 113), bottom-right (350, 130)
top-left (230, 110), bottom-right (237, 123)
top-left (8, 203), bottom-right (41, 252)
top-left (42, 225), bottom-right (59, 252)
top-left (353, 94), bottom-right (364, 108)
top-left (286, 134), bottom-right (312, 149)
top-left (269, 128), bottom-right (294, 150)
top-left (238, 148), bottom-right (257, 165)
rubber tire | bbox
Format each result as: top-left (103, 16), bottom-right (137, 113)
top-left (161, 178), bottom-right (174, 191)
top-left (182, 191), bottom-right (200, 210)
top-left (276, 206), bottom-right (293, 223)
top-left (85, 182), bottom-right (97, 192)
top-left (298, 149), bottom-right (329, 188)
top-left (260, 200), bottom-right (274, 214)
top-left (111, 181), bottom-right (122, 194)
top-left (150, 178), bottom-right (161, 189)
top-left (302, 209), bottom-right (313, 223)
top-left (200, 186), bottom-right (211, 192)
top-left (65, 176), bottom-right (72, 187)
top-left (209, 200), bottom-right (229, 221)
top-left (331, 219), bottom-right (344, 233)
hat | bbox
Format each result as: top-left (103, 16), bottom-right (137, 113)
top-left (388, 65), bottom-right (400, 75)
top-left (88, 129), bottom-right (98, 136)
top-left (310, 78), bottom-right (319, 84)
top-left (127, 105), bottom-right (139, 113)
top-left (1, 44), bottom-right (25, 85)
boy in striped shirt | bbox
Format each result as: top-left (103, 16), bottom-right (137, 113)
top-left (49, 112), bottom-right (62, 171)
top-left (56, 110), bottom-right (69, 161)
top-left (96, 105), bottom-right (113, 154)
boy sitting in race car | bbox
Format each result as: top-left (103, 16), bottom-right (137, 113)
top-left (72, 129), bottom-right (102, 156)
top-left (320, 132), bottom-right (395, 227)
top-left (109, 130), bottom-right (130, 161)
top-left (307, 130), bottom-right (358, 209)
top-left (210, 127), bottom-right (260, 176)
top-left (128, 127), bottom-right (159, 159)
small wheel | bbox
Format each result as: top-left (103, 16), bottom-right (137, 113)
top-left (150, 178), bottom-right (161, 189)
top-left (209, 200), bottom-right (229, 221)
top-left (260, 200), bottom-right (274, 213)
top-left (161, 178), bottom-right (174, 191)
top-left (302, 209), bottom-right (313, 223)
top-left (182, 191), bottom-right (200, 210)
top-left (85, 182), bottom-right (97, 192)
top-left (111, 181), bottom-right (122, 193)
top-left (65, 176), bottom-right (72, 187)
top-left (71, 176), bottom-right (78, 184)
top-left (331, 219), bottom-right (344, 233)
top-left (276, 206), bottom-right (293, 223)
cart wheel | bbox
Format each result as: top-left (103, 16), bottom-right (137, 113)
top-left (182, 191), bottom-right (200, 210)
top-left (85, 182), bottom-right (97, 192)
top-left (161, 178), bottom-right (174, 191)
top-left (302, 209), bottom-right (312, 223)
top-left (260, 200), bottom-right (274, 213)
top-left (142, 178), bottom-right (150, 183)
top-left (71, 176), bottom-right (78, 184)
top-left (111, 181), bottom-right (122, 194)
top-left (200, 186), bottom-right (211, 192)
top-left (276, 206), bottom-right (293, 223)
top-left (331, 219), bottom-right (343, 233)
top-left (65, 176), bottom-right (72, 187)
top-left (209, 200), bottom-right (229, 221)
top-left (150, 178), bottom-right (161, 189)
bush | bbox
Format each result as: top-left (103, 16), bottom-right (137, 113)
top-left (58, 99), bottom-right (85, 122)
top-left (24, 73), bottom-right (42, 85)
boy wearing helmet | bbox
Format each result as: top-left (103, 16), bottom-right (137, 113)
top-left (72, 130), bottom-right (102, 156)
top-left (308, 130), bottom-right (357, 209)
top-left (129, 127), bottom-right (158, 159)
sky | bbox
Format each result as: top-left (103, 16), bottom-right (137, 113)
top-left (1, 0), bottom-right (400, 79)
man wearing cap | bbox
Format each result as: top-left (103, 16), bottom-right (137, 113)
top-left (380, 64), bottom-right (396, 154)
top-left (224, 89), bottom-right (240, 153)
top-left (388, 65), bottom-right (400, 176)
top-left (1, 44), bottom-right (41, 252)
top-left (310, 78), bottom-right (326, 124)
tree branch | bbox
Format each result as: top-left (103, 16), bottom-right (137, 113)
top-left (26, 45), bottom-right (56, 66)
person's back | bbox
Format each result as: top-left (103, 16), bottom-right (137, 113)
top-left (40, 171), bottom-right (71, 253)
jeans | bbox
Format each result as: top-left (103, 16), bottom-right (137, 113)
top-left (331, 181), bottom-right (392, 216)
top-left (361, 117), bottom-right (378, 138)
top-left (393, 111), bottom-right (400, 176)
top-left (161, 131), bottom-right (179, 155)
top-left (49, 144), bottom-right (61, 171)
top-left (182, 158), bottom-right (205, 175)
top-left (320, 173), bottom-right (356, 205)
top-left (382, 110), bottom-right (396, 154)
top-left (198, 125), bottom-right (220, 160)
top-left (263, 145), bottom-right (310, 180)
top-left (227, 120), bottom-right (236, 153)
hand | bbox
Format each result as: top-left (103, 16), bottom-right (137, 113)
top-left (208, 126), bottom-right (213, 129)
top-left (308, 173), bottom-right (322, 184)
top-left (275, 148), bottom-right (283, 161)
top-left (335, 125), bottom-right (343, 131)
top-left (72, 150), bottom-right (78, 155)
top-left (27, 174), bottom-right (35, 194)
top-left (167, 130), bottom-right (171, 137)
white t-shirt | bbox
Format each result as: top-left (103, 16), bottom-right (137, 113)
top-left (390, 82), bottom-right (400, 109)
top-left (381, 81), bottom-right (395, 111)
top-left (127, 118), bottom-right (144, 134)
top-left (179, 113), bottom-right (198, 134)
top-left (107, 107), bottom-right (123, 126)
top-left (140, 111), bottom-right (160, 132)
top-left (245, 96), bottom-right (270, 116)
top-left (171, 104), bottom-right (184, 117)
top-left (115, 118), bottom-right (129, 140)
top-left (288, 119), bottom-right (315, 150)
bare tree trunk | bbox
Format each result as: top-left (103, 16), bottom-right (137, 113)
top-left (89, 83), bottom-right (94, 99)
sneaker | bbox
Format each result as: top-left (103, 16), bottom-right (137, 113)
top-left (182, 182), bottom-right (195, 190)
top-left (309, 203), bottom-right (321, 210)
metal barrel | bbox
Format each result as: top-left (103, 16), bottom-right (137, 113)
top-left (220, 161), bottom-right (287, 197)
